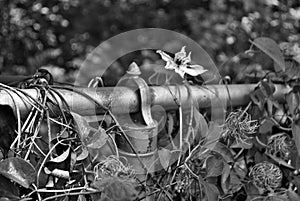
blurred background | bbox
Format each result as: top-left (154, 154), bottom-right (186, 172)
top-left (0, 0), bottom-right (299, 85)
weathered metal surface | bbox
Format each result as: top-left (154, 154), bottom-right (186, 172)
top-left (115, 73), bottom-right (158, 182)
top-left (118, 149), bottom-right (157, 176)
top-left (0, 84), bottom-right (291, 118)
top-left (116, 122), bottom-right (157, 153)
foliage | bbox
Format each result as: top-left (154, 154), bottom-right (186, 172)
top-left (0, 0), bottom-right (300, 200)
top-left (0, 0), bottom-right (300, 84)
top-left (0, 38), bottom-right (300, 201)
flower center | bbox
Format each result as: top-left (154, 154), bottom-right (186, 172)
top-left (174, 58), bottom-right (183, 66)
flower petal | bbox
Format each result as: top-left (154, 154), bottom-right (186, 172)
top-left (156, 50), bottom-right (173, 62)
top-left (181, 52), bottom-right (191, 64)
top-left (165, 61), bottom-right (176, 70)
top-left (174, 68), bottom-right (186, 78)
top-left (175, 46), bottom-right (187, 61)
top-left (182, 65), bottom-right (207, 76)
top-left (187, 52), bottom-right (191, 60)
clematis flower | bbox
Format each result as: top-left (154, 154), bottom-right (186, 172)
top-left (156, 46), bottom-right (207, 78)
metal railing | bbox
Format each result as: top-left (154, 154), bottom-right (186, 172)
top-left (0, 83), bottom-right (290, 117)
top-left (0, 75), bottom-right (292, 186)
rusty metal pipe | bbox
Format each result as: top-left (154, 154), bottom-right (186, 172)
top-left (0, 84), bottom-right (291, 117)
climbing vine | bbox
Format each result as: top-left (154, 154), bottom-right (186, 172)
top-left (0, 37), bottom-right (300, 201)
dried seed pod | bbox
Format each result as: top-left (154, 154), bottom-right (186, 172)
top-left (266, 133), bottom-right (295, 161)
top-left (94, 155), bottom-right (135, 180)
top-left (222, 109), bottom-right (258, 145)
top-left (249, 162), bottom-right (282, 191)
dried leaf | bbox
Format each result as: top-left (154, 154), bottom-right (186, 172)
top-left (45, 147), bottom-right (72, 175)
top-left (70, 151), bottom-right (77, 171)
top-left (50, 169), bottom-right (70, 179)
top-left (44, 167), bottom-right (70, 179)
top-left (50, 146), bottom-right (70, 163)
top-left (0, 157), bottom-right (36, 188)
top-left (252, 37), bottom-right (285, 72)
top-left (76, 147), bottom-right (89, 161)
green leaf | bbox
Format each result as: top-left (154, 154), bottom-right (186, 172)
top-left (286, 90), bottom-right (300, 118)
top-left (265, 153), bottom-right (294, 169)
top-left (233, 158), bottom-right (247, 180)
top-left (261, 81), bottom-right (275, 96)
top-left (71, 112), bottom-right (108, 149)
top-left (230, 139), bottom-right (253, 149)
top-left (284, 60), bottom-right (300, 80)
top-left (71, 112), bottom-right (91, 143)
top-left (229, 171), bottom-right (243, 193)
top-left (293, 54), bottom-right (300, 64)
top-left (206, 154), bottom-right (224, 177)
top-left (86, 127), bottom-right (108, 149)
top-left (158, 148), bottom-right (172, 171)
top-left (252, 37), bottom-right (285, 72)
top-left (204, 121), bottom-right (222, 150)
top-left (287, 190), bottom-right (300, 201)
top-left (0, 157), bottom-right (36, 188)
top-left (250, 80), bottom-right (275, 110)
top-left (0, 175), bottom-right (19, 200)
top-left (259, 118), bottom-right (275, 135)
top-left (221, 163), bottom-right (231, 194)
top-left (91, 177), bottom-right (138, 201)
top-left (245, 182), bottom-right (261, 201)
top-left (199, 176), bottom-right (219, 201)
top-left (292, 118), bottom-right (300, 157)
top-left (193, 108), bottom-right (208, 141)
top-left (212, 142), bottom-right (234, 163)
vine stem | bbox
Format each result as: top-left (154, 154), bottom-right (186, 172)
top-left (36, 186), bottom-right (91, 193)
top-left (239, 101), bottom-right (252, 119)
top-left (52, 86), bottom-right (150, 176)
top-left (24, 89), bottom-right (48, 160)
top-left (41, 190), bottom-right (100, 201)
top-left (36, 138), bottom-right (72, 187)
top-left (46, 110), bottom-right (52, 158)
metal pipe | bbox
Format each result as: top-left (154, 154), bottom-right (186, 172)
top-left (0, 84), bottom-right (291, 117)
